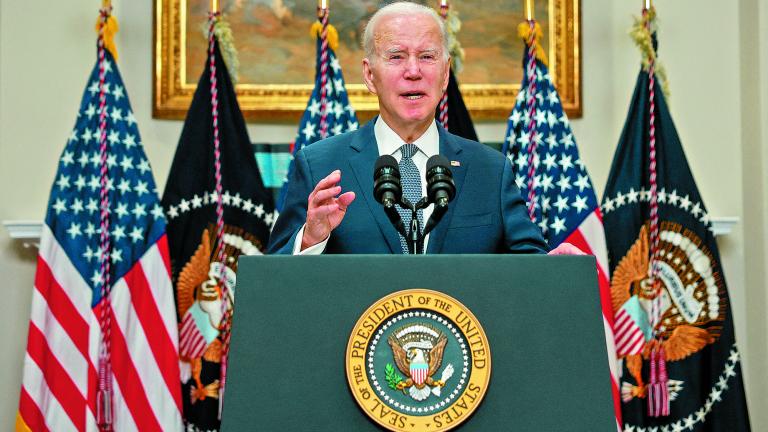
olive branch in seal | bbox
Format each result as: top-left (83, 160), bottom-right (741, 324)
top-left (385, 363), bottom-right (404, 390)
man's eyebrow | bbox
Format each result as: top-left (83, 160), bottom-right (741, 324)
top-left (383, 47), bottom-right (406, 55)
top-left (382, 47), bottom-right (440, 56)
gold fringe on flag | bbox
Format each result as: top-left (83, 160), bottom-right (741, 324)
top-left (212, 17), bottom-right (240, 85)
top-left (630, 7), bottom-right (670, 99)
top-left (445, 9), bottom-right (466, 73)
top-left (517, 21), bottom-right (548, 67)
top-left (309, 21), bottom-right (339, 51)
top-left (94, 13), bottom-right (119, 61)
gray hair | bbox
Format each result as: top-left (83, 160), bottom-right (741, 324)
top-left (362, 2), bottom-right (449, 62)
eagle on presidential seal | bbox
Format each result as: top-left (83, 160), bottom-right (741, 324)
top-left (387, 324), bottom-right (455, 401)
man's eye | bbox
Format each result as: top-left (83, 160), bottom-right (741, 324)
top-left (389, 54), bottom-right (403, 60)
top-left (421, 54), bottom-right (436, 61)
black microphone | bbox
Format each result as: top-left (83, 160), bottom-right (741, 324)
top-left (426, 155), bottom-right (456, 206)
top-left (423, 155), bottom-right (456, 235)
top-left (373, 155), bottom-right (407, 238)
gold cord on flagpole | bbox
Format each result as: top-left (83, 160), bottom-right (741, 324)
top-left (525, 0), bottom-right (534, 21)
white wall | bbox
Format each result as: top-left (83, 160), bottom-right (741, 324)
top-left (1, 0), bottom-right (765, 429)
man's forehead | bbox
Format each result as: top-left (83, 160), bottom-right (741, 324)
top-left (373, 15), bottom-right (443, 52)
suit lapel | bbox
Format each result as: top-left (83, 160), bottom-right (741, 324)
top-left (427, 128), bottom-right (468, 254)
top-left (348, 120), bottom-right (402, 253)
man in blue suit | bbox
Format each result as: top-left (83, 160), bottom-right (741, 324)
top-left (268, 2), bottom-right (549, 255)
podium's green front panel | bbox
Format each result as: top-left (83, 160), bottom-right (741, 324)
top-left (223, 255), bottom-right (614, 431)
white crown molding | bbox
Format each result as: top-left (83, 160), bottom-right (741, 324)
top-left (3, 220), bottom-right (42, 249)
top-left (3, 217), bottom-right (740, 251)
top-left (710, 216), bottom-right (739, 237)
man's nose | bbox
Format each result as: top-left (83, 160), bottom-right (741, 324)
top-left (403, 56), bottom-right (421, 79)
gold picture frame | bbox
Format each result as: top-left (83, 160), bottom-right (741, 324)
top-left (153, 0), bottom-right (580, 122)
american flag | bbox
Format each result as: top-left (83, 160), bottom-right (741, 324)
top-left (501, 22), bottom-right (622, 429)
top-left (16, 44), bottom-right (182, 430)
top-left (276, 34), bottom-right (358, 211)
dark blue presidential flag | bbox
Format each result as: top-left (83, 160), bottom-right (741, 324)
top-left (602, 10), bottom-right (750, 431)
top-left (435, 68), bottom-right (478, 142)
top-left (276, 29), bottom-right (358, 211)
top-left (161, 18), bottom-right (274, 431)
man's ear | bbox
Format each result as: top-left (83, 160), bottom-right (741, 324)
top-left (362, 58), bottom-right (378, 95)
top-left (441, 56), bottom-right (451, 92)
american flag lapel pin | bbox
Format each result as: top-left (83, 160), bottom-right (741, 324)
top-left (450, 160), bottom-right (461, 167)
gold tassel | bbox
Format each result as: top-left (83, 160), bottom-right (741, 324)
top-left (310, 21), bottom-right (339, 51)
top-left (630, 7), bottom-right (670, 100)
top-left (212, 16), bottom-right (240, 85)
top-left (95, 14), bottom-right (119, 61)
top-left (517, 21), bottom-right (548, 67)
top-left (444, 9), bottom-right (466, 73)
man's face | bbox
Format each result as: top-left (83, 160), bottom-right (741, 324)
top-left (362, 13), bottom-right (450, 134)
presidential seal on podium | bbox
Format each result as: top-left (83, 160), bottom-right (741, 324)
top-left (346, 289), bottom-right (491, 431)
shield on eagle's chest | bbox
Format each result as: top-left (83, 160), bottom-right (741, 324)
top-left (410, 361), bottom-right (428, 385)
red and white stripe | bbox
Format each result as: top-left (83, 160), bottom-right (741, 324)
top-left (18, 225), bottom-right (182, 431)
top-left (563, 209), bottom-right (622, 430)
top-left (613, 307), bottom-right (645, 356)
top-left (179, 313), bottom-right (208, 359)
top-left (410, 365), bottom-right (428, 386)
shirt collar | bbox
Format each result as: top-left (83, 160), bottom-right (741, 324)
top-left (374, 116), bottom-right (439, 158)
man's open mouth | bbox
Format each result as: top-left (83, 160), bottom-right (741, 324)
top-left (401, 92), bottom-right (426, 100)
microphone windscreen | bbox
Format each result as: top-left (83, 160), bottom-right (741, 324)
top-left (374, 155), bottom-right (400, 175)
top-left (426, 154), bottom-right (452, 176)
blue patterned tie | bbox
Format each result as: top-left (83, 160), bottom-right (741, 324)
top-left (396, 144), bottom-right (424, 254)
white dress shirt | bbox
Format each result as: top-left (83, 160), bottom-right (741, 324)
top-left (293, 117), bottom-right (439, 254)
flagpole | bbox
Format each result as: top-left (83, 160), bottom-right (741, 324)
top-left (210, 0), bottom-right (219, 13)
top-left (317, 0), bottom-right (330, 139)
top-left (95, 2), bottom-right (116, 429)
top-left (521, 0), bottom-right (539, 221)
top-left (525, 0), bottom-right (534, 21)
top-left (437, 0), bottom-right (449, 130)
top-left (641, 0), bottom-right (670, 417)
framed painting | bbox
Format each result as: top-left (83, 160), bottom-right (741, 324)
top-left (153, 0), bottom-right (580, 121)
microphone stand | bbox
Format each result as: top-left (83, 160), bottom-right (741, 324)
top-left (402, 197), bottom-right (431, 254)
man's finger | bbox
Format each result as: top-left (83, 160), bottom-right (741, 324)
top-left (547, 242), bottom-right (586, 256)
top-left (311, 185), bottom-right (342, 205)
top-left (337, 191), bottom-right (356, 210)
top-left (313, 169), bottom-right (342, 193)
top-left (309, 202), bottom-right (341, 218)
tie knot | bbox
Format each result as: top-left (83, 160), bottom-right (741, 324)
top-left (399, 144), bottom-right (418, 159)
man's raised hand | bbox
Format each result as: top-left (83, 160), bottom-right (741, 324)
top-left (301, 170), bottom-right (356, 250)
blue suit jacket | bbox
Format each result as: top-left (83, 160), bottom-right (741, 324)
top-left (268, 120), bottom-right (548, 254)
